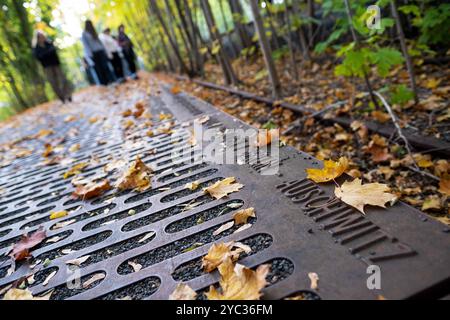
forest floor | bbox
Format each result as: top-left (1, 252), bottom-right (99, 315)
top-left (156, 53), bottom-right (449, 221)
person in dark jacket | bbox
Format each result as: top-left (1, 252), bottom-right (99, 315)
top-left (82, 20), bottom-right (114, 85)
top-left (99, 28), bottom-right (125, 81)
top-left (118, 24), bottom-right (138, 79)
top-left (32, 30), bottom-right (73, 103)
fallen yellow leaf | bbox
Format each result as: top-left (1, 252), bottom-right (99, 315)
top-left (50, 211), bottom-right (68, 220)
top-left (306, 157), bottom-right (349, 183)
top-left (422, 195), bottom-right (442, 211)
top-left (233, 208), bottom-right (256, 225)
top-left (115, 156), bottom-right (153, 192)
top-left (202, 242), bottom-right (248, 273)
top-left (205, 258), bottom-right (269, 300)
top-left (63, 162), bottom-right (88, 179)
top-left (203, 177), bottom-right (243, 200)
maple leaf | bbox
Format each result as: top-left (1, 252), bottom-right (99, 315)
top-left (169, 283), bottom-right (197, 300)
top-left (233, 208), bottom-right (256, 225)
top-left (63, 162), bottom-right (88, 179)
top-left (334, 179), bottom-right (397, 214)
top-left (202, 242), bottom-right (243, 273)
top-left (115, 156), bottom-right (153, 192)
top-left (306, 157), bottom-right (349, 183)
top-left (205, 258), bottom-right (269, 300)
top-left (9, 227), bottom-right (46, 261)
top-left (72, 179), bottom-right (111, 200)
top-left (2, 288), bottom-right (52, 300)
top-left (203, 177), bottom-right (243, 200)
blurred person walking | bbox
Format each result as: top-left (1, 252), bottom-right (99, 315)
top-left (118, 24), bottom-right (138, 79)
top-left (99, 28), bottom-right (125, 81)
top-left (82, 20), bottom-right (114, 85)
top-left (32, 30), bottom-right (73, 103)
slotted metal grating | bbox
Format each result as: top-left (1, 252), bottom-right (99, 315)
top-left (0, 82), bottom-right (449, 300)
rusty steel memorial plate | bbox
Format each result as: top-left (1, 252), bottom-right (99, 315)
top-left (0, 84), bottom-right (449, 300)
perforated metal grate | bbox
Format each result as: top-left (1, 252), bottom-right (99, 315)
top-left (0, 82), bottom-right (449, 300)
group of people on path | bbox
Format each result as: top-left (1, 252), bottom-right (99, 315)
top-left (32, 20), bottom-right (138, 103)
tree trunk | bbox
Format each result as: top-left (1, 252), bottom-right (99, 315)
top-left (292, 0), bottom-right (310, 60)
top-left (229, 0), bottom-right (252, 48)
top-left (200, 0), bottom-right (238, 85)
top-left (284, 6), bottom-right (298, 80)
top-left (390, 0), bottom-right (418, 103)
top-left (249, 0), bottom-right (282, 98)
top-left (307, 0), bottom-right (315, 47)
top-left (149, 0), bottom-right (190, 75)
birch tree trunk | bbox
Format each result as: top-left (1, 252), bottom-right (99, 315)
top-left (390, 0), bottom-right (418, 103)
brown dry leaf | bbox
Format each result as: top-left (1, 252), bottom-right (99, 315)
top-left (64, 115), bottom-right (76, 122)
top-left (49, 210), bottom-right (68, 220)
top-left (82, 273), bottom-right (105, 288)
top-left (73, 179), bottom-right (111, 200)
top-left (66, 255), bottom-right (91, 266)
top-left (439, 177), bottom-right (450, 197)
top-left (170, 86), bottom-right (181, 95)
top-left (205, 258), bottom-right (269, 300)
top-left (378, 166), bottom-right (395, 180)
top-left (334, 179), bottom-right (397, 214)
top-left (36, 129), bottom-right (54, 138)
top-left (233, 208), bottom-right (256, 225)
top-left (203, 177), bottom-right (243, 200)
top-left (52, 219), bottom-right (76, 230)
top-left (2, 288), bottom-right (52, 300)
top-left (255, 129), bottom-right (279, 147)
top-left (365, 145), bottom-right (392, 163)
top-left (371, 111), bottom-right (390, 123)
top-left (169, 283), bottom-right (197, 300)
top-left (42, 143), bottom-right (54, 158)
top-left (202, 242), bottom-right (246, 273)
top-left (115, 156), bottom-right (153, 192)
top-left (350, 120), bottom-right (368, 140)
top-left (422, 195), bottom-right (442, 211)
top-left (306, 157), bottom-right (348, 183)
top-left (63, 162), bottom-right (88, 179)
top-left (213, 221), bottom-right (235, 236)
top-left (308, 272), bottom-right (319, 290)
top-left (9, 227), bottom-right (46, 261)
top-left (42, 270), bottom-right (57, 286)
top-left (122, 109), bottom-right (132, 117)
